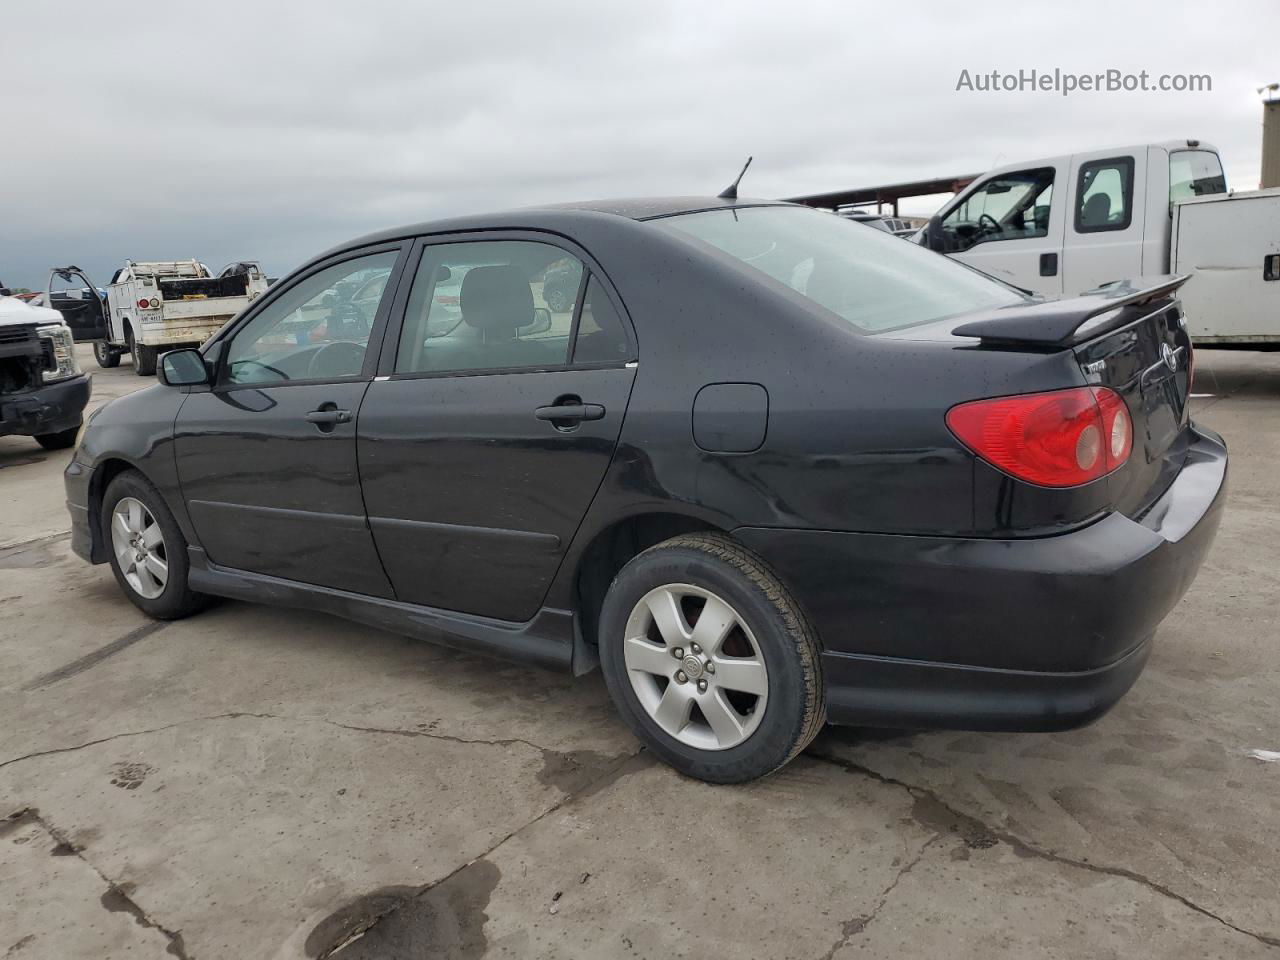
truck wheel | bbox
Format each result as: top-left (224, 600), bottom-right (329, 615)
top-left (93, 340), bottom-right (121, 368)
top-left (101, 470), bottom-right (209, 620)
top-left (129, 331), bottom-right (157, 376)
top-left (598, 533), bottom-right (825, 783)
top-left (34, 425), bottom-right (81, 450)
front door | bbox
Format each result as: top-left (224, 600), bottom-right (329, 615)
top-left (358, 236), bottom-right (636, 621)
top-left (941, 165), bottom-right (1066, 297)
top-left (47, 268), bottom-right (107, 341)
top-left (174, 246), bottom-right (405, 597)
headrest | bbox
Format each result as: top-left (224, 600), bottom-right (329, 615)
top-left (1082, 193), bottom-right (1111, 227)
top-left (460, 265), bottom-right (534, 333)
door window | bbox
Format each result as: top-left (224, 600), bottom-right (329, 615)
top-left (1074, 157), bottom-right (1135, 233)
top-left (223, 251), bottom-right (398, 385)
top-left (394, 240), bottom-right (583, 374)
top-left (938, 168), bottom-right (1055, 253)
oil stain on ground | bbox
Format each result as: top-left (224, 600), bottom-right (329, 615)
top-left (308, 860), bottom-right (501, 959)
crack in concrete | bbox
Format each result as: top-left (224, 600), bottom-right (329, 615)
top-left (0, 711), bottom-right (579, 772)
top-left (5, 807), bottom-right (189, 959)
top-left (818, 834), bottom-right (941, 960)
top-left (810, 751), bottom-right (1280, 951)
top-left (314, 750), bottom-right (650, 958)
top-left (0, 530), bottom-right (70, 553)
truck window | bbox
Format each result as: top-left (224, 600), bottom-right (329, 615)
top-left (1074, 157), bottom-right (1134, 233)
top-left (1169, 150), bottom-right (1226, 204)
top-left (937, 168), bottom-right (1054, 253)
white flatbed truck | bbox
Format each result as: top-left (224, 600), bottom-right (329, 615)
top-left (45, 260), bottom-right (268, 375)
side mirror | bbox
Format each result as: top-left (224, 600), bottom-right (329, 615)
top-left (925, 215), bottom-right (946, 253)
top-left (159, 348), bottom-right (210, 387)
top-left (518, 306), bottom-right (553, 336)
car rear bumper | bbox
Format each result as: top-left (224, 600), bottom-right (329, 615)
top-left (0, 374), bottom-right (91, 438)
top-left (735, 423), bottom-right (1227, 731)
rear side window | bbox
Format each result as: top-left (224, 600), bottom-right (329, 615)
top-left (1075, 157), bottom-right (1135, 233)
top-left (571, 277), bottom-right (630, 364)
top-left (1169, 150), bottom-right (1227, 204)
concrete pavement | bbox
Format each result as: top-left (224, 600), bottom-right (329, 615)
top-left (1, 345), bottom-right (1277, 958)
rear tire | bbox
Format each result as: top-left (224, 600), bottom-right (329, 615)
top-left (598, 533), bottom-right (825, 783)
top-left (93, 340), bottom-right (121, 368)
top-left (101, 470), bottom-right (209, 620)
top-left (132, 339), bottom-right (157, 376)
top-left (34, 425), bottom-right (80, 450)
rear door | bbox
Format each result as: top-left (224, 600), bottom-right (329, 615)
top-left (174, 244), bottom-right (407, 596)
top-left (47, 269), bottom-right (107, 341)
top-left (358, 233), bottom-right (636, 622)
top-left (941, 164), bottom-right (1066, 296)
top-left (1062, 149), bottom-right (1146, 294)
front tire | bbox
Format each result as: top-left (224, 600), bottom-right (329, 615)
top-left (598, 533), bottom-right (824, 783)
top-left (101, 470), bottom-right (209, 619)
top-left (94, 340), bottom-right (121, 368)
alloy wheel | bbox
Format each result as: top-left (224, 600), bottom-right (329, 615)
top-left (622, 583), bottom-right (769, 750)
top-left (110, 497), bottom-right (168, 599)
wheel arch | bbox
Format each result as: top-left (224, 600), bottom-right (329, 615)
top-left (84, 456), bottom-right (151, 563)
top-left (572, 510), bottom-right (736, 652)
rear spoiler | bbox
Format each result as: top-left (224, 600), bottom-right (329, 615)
top-left (951, 275), bottom-right (1189, 348)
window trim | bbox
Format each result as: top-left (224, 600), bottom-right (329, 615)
top-left (1073, 156), bottom-right (1135, 235)
top-left (375, 230), bottom-right (637, 382)
top-left (205, 241), bottom-right (411, 391)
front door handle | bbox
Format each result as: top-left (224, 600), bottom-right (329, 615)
top-left (305, 409), bottom-right (353, 424)
top-left (534, 401), bottom-right (606, 427)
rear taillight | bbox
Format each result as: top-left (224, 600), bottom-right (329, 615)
top-left (946, 386), bottom-right (1132, 488)
top-left (137, 298), bottom-right (150, 309)
top-left (149, 297), bottom-right (159, 308)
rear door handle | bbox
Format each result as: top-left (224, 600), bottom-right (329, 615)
top-left (534, 403), bottom-right (605, 423)
top-left (305, 409), bottom-right (352, 424)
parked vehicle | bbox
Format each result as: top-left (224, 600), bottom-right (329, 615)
top-left (793, 140), bottom-right (1278, 346)
top-left (66, 197), bottom-right (1226, 783)
top-left (1, 294), bottom-right (90, 449)
top-left (43, 261), bottom-right (268, 376)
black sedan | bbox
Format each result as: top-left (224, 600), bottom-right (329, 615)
top-left (65, 197), bottom-right (1226, 783)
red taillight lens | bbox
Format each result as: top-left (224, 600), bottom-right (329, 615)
top-left (946, 386), bottom-right (1132, 488)
top-left (137, 298), bottom-right (150, 309)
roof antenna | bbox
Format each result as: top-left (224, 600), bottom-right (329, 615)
top-left (717, 156), bottom-right (753, 200)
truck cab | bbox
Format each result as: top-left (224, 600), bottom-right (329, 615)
top-left (923, 141), bottom-right (1227, 297)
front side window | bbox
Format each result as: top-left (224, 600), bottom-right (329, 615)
top-left (1169, 150), bottom-right (1227, 205)
top-left (938, 168), bottom-right (1055, 253)
top-left (656, 205), bottom-right (1024, 333)
top-left (395, 241), bottom-right (582, 374)
top-left (223, 251), bottom-right (397, 385)
top-left (1075, 157), bottom-right (1135, 233)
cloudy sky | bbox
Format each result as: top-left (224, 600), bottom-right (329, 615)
top-left (2, 0), bottom-right (1275, 289)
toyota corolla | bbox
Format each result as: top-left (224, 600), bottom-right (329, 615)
top-left (65, 197), bottom-right (1227, 782)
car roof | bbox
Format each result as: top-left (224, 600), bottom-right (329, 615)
top-left (326, 197), bottom-right (793, 260)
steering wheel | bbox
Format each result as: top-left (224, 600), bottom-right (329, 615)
top-left (978, 213), bottom-right (1002, 236)
top-left (307, 340), bottom-right (366, 380)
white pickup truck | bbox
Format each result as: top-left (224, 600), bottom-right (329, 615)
top-left (914, 140), bottom-right (1279, 347)
top-left (45, 260), bottom-right (268, 375)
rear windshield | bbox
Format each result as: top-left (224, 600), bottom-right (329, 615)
top-left (654, 205), bottom-right (1024, 333)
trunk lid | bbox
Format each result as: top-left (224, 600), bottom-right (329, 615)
top-left (1074, 300), bottom-right (1193, 518)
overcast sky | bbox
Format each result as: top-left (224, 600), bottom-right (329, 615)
top-left (2, 0), bottom-right (1275, 289)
